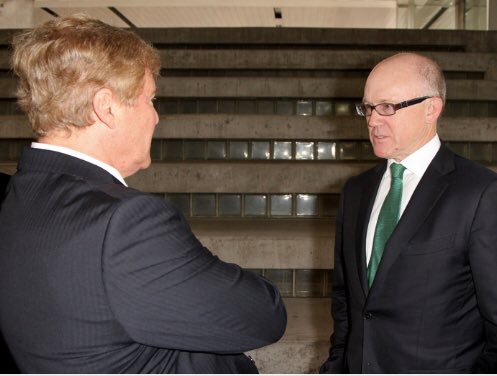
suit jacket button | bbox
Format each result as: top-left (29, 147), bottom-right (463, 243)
top-left (364, 312), bottom-right (373, 320)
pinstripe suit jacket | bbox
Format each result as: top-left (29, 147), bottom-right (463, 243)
top-left (0, 172), bottom-right (20, 373)
top-left (0, 148), bottom-right (286, 373)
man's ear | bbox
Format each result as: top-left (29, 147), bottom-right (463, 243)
top-left (426, 96), bottom-right (444, 123)
top-left (93, 88), bottom-right (117, 129)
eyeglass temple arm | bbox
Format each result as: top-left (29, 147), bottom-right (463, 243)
top-left (395, 100), bottom-right (410, 110)
top-left (396, 96), bottom-right (431, 110)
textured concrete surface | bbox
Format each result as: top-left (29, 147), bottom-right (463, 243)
top-left (248, 297), bottom-right (332, 374)
top-left (3, 114), bottom-right (497, 142)
top-left (191, 218), bottom-right (334, 269)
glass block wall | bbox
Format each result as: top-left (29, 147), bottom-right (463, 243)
top-left (1, 27), bottom-right (496, 373)
top-left (1, 29), bottom-right (496, 316)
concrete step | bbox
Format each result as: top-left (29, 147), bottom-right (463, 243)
top-left (249, 297), bottom-right (333, 374)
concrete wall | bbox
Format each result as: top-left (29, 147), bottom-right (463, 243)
top-left (0, 27), bottom-right (496, 373)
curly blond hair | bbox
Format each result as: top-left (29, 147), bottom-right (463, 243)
top-left (11, 14), bottom-right (161, 137)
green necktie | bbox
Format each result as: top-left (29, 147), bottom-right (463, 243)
top-left (367, 163), bottom-right (406, 288)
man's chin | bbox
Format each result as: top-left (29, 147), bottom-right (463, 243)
top-left (372, 148), bottom-right (390, 160)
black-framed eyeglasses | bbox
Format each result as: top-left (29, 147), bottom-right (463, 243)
top-left (355, 96), bottom-right (433, 117)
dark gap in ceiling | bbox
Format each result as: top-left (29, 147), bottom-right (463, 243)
top-left (41, 8), bottom-right (59, 17)
top-left (109, 7), bottom-right (136, 28)
top-left (423, 7), bottom-right (448, 29)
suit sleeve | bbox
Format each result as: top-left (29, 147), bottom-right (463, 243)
top-left (101, 194), bottom-right (287, 353)
top-left (469, 180), bottom-right (497, 373)
top-left (320, 184), bottom-right (348, 373)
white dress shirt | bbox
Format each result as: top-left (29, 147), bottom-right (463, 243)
top-left (31, 142), bottom-right (127, 186)
top-left (365, 135), bottom-right (441, 264)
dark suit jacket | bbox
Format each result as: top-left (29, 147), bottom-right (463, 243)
top-left (0, 172), bottom-right (20, 373)
top-left (0, 148), bottom-right (287, 373)
top-left (0, 173), bottom-right (8, 197)
top-left (321, 145), bottom-right (497, 373)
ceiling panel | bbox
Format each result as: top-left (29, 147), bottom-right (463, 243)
top-left (119, 7), bottom-right (276, 28)
top-left (281, 7), bottom-right (397, 28)
top-left (0, 0), bottom-right (465, 30)
top-left (50, 7), bottom-right (129, 28)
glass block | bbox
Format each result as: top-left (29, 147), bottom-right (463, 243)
top-left (244, 194), bottom-right (267, 216)
top-left (257, 100), bottom-right (275, 114)
top-left (207, 141), bottom-right (226, 159)
top-left (251, 141), bottom-right (270, 160)
top-left (335, 102), bottom-right (353, 116)
top-left (0, 140), bottom-right (29, 161)
top-left (273, 141), bottom-right (292, 160)
top-left (150, 139), bottom-right (162, 160)
top-left (160, 99), bottom-right (178, 114)
top-left (296, 100), bottom-right (313, 116)
top-left (165, 194), bottom-right (190, 216)
top-left (316, 101), bottom-right (333, 116)
top-left (276, 100), bottom-right (294, 115)
top-left (0, 100), bottom-right (23, 115)
top-left (469, 142), bottom-right (492, 162)
top-left (317, 142), bottom-right (337, 160)
top-left (152, 98), bottom-right (161, 112)
top-left (238, 100), bottom-right (256, 114)
top-left (265, 269), bottom-right (294, 296)
top-left (446, 142), bottom-right (469, 158)
top-left (229, 141), bottom-right (248, 160)
top-left (0, 141), bottom-right (8, 160)
top-left (489, 101), bottom-right (497, 117)
top-left (184, 140), bottom-right (205, 159)
top-left (198, 99), bottom-right (218, 114)
top-left (492, 144), bottom-right (497, 162)
top-left (219, 194), bottom-right (241, 216)
top-left (178, 100), bottom-right (197, 114)
top-left (338, 141), bottom-right (360, 160)
top-left (320, 194), bottom-right (340, 217)
top-left (296, 194), bottom-right (318, 216)
top-left (270, 194), bottom-right (293, 216)
top-left (295, 269), bottom-right (323, 297)
top-left (245, 269), bottom-right (263, 277)
top-left (192, 194), bottom-right (216, 216)
top-left (325, 269), bottom-right (333, 297)
top-left (163, 140), bottom-right (183, 160)
top-left (468, 102), bottom-right (489, 117)
top-left (361, 141), bottom-right (377, 160)
top-left (218, 100), bottom-right (236, 114)
top-left (452, 101), bottom-right (471, 117)
top-left (296, 142), bottom-right (314, 160)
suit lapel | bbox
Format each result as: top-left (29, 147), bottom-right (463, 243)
top-left (368, 145), bottom-right (455, 293)
top-left (356, 162), bottom-right (386, 296)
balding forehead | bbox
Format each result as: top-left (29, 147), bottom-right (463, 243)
top-left (364, 61), bottom-right (423, 100)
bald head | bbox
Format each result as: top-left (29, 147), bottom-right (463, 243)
top-left (363, 52), bottom-right (446, 161)
top-left (369, 53), bottom-right (446, 105)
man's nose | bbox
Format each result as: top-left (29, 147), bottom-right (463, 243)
top-left (367, 110), bottom-right (382, 127)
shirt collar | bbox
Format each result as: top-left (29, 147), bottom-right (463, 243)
top-left (387, 134), bottom-right (441, 177)
top-left (31, 142), bottom-right (127, 186)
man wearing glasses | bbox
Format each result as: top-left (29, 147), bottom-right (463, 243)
top-left (320, 52), bottom-right (497, 373)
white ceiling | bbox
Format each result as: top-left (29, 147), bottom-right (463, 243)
top-left (0, 0), bottom-right (462, 29)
